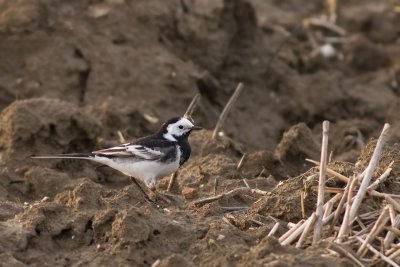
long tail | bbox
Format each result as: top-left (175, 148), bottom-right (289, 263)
top-left (32, 153), bottom-right (95, 160)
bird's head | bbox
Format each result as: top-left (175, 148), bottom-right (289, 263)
top-left (159, 117), bottom-right (202, 141)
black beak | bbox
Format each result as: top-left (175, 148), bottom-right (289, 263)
top-left (191, 125), bottom-right (202, 131)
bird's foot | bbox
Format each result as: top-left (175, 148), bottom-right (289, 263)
top-left (129, 177), bottom-right (174, 207)
top-left (150, 191), bottom-right (173, 205)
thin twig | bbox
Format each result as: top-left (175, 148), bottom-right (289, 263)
top-left (191, 186), bottom-right (268, 207)
top-left (311, 186), bottom-right (343, 194)
top-left (355, 223), bottom-right (374, 237)
top-left (356, 217), bottom-right (366, 230)
top-left (314, 121), bottom-right (330, 244)
top-left (184, 93), bottom-right (201, 118)
top-left (242, 179), bottom-right (250, 189)
top-left (214, 177), bottom-right (218, 196)
top-left (237, 153), bottom-right (247, 171)
top-left (167, 171), bottom-right (178, 192)
top-left (250, 218), bottom-right (264, 226)
top-left (212, 83), bottom-right (244, 140)
top-left (349, 123), bottom-right (391, 221)
top-left (359, 210), bottom-right (379, 220)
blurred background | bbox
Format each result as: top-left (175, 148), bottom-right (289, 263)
top-left (1, 0), bottom-right (399, 156)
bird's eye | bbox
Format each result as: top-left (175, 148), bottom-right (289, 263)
top-left (178, 125), bottom-right (184, 129)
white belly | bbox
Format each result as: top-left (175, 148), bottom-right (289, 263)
top-left (92, 148), bottom-right (181, 188)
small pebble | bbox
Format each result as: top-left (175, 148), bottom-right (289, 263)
top-left (182, 186), bottom-right (197, 199)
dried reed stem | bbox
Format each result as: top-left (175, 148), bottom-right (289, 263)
top-left (384, 215), bottom-right (400, 250)
top-left (313, 121), bottom-right (330, 243)
top-left (325, 0), bottom-right (337, 23)
top-left (388, 248), bottom-right (400, 260)
top-left (331, 179), bottom-right (351, 231)
top-left (349, 123), bottom-right (391, 221)
top-left (355, 236), bottom-right (399, 267)
top-left (281, 194), bottom-right (341, 246)
top-left (389, 205), bottom-right (396, 224)
top-left (212, 83), bottom-right (244, 140)
top-left (357, 206), bottom-right (390, 257)
top-left (329, 242), bottom-right (367, 267)
top-left (305, 159), bottom-right (349, 183)
top-left (369, 191), bottom-right (400, 212)
top-left (301, 190), bottom-right (306, 218)
top-left (268, 222), bottom-right (280, 237)
top-left (367, 165), bottom-right (393, 191)
top-left (279, 220), bottom-right (305, 243)
top-left (323, 201), bottom-right (334, 220)
top-left (281, 221), bottom-right (307, 246)
top-left (296, 212), bottom-right (317, 248)
top-left (336, 177), bottom-right (357, 243)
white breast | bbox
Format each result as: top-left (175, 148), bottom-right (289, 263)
top-left (92, 147), bottom-right (181, 188)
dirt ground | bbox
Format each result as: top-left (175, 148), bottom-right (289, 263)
top-left (0, 0), bottom-right (399, 266)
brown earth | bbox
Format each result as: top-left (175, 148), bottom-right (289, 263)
top-left (0, 0), bottom-right (399, 266)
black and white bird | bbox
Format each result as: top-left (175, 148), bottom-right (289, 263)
top-left (33, 117), bottom-right (202, 193)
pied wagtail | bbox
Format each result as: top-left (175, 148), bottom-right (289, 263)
top-left (33, 117), bottom-right (202, 199)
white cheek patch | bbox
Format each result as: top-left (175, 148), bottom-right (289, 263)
top-left (163, 132), bottom-right (177, 141)
top-left (166, 118), bottom-right (194, 138)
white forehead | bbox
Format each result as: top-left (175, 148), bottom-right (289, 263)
top-left (171, 117), bottom-right (194, 127)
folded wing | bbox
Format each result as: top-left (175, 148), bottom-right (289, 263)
top-left (93, 143), bottom-right (164, 160)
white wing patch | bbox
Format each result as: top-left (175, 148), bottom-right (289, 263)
top-left (126, 145), bottom-right (163, 160)
top-left (93, 144), bottom-right (163, 160)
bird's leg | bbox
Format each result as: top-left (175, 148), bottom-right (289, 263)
top-left (129, 176), bottom-right (155, 204)
top-left (150, 187), bottom-right (172, 205)
top-left (130, 177), bottom-right (171, 205)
